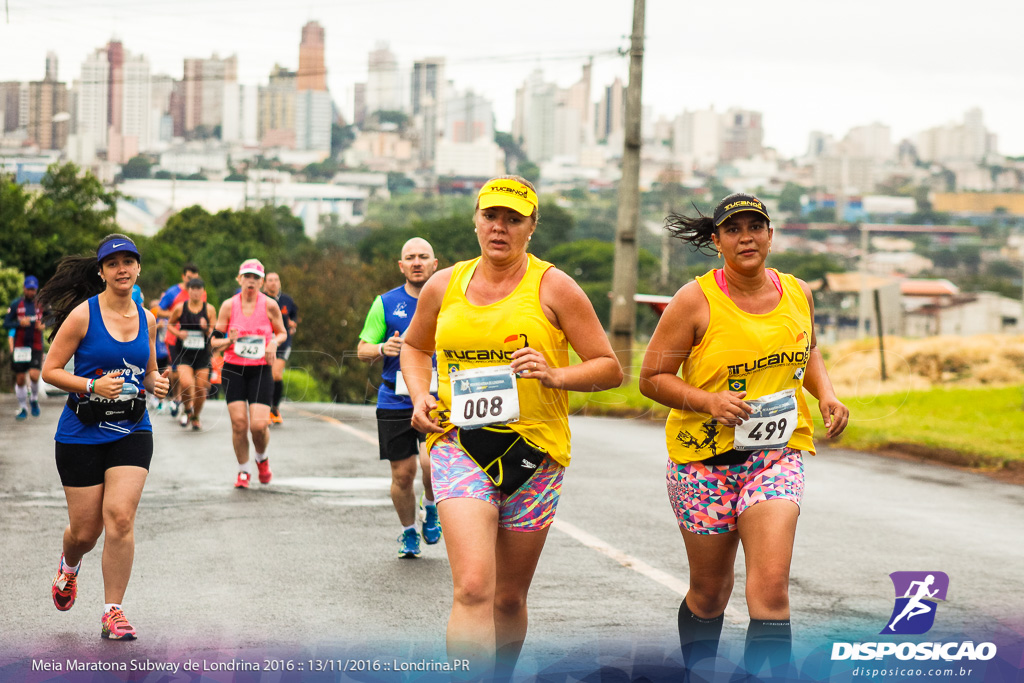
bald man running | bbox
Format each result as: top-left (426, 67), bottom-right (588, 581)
top-left (357, 238), bottom-right (441, 558)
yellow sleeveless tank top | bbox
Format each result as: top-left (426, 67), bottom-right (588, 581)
top-left (427, 254), bottom-right (572, 466)
top-left (665, 268), bottom-right (815, 464)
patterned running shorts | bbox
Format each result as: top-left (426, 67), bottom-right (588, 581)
top-left (666, 448), bottom-right (804, 535)
top-left (430, 430), bottom-right (565, 531)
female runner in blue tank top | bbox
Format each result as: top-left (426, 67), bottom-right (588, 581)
top-left (39, 234), bottom-right (170, 641)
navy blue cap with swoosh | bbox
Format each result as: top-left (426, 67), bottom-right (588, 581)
top-left (97, 237), bottom-right (142, 263)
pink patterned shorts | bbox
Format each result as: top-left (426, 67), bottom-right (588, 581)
top-left (429, 430), bottom-right (565, 531)
top-left (666, 448), bottom-right (804, 535)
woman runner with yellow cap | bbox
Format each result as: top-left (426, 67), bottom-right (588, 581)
top-left (401, 175), bottom-right (623, 680)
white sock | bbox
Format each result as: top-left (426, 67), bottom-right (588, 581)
top-left (422, 497), bottom-right (435, 507)
top-left (15, 384), bottom-right (28, 410)
top-left (403, 524), bottom-right (416, 533)
top-left (104, 603), bottom-right (122, 613)
top-left (29, 379), bottom-right (40, 401)
top-left (255, 452), bottom-right (267, 463)
top-left (239, 462), bottom-right (253, 474)
top-left (61, 557), bottom-right (81, 574)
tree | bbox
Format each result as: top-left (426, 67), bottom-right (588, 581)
top-left (778, 182), bottom-right (805, 213)
top-left (518, 160), bottom-right (540, 186)
top-left (121, 155), bottom-right (153, 180)
top-left (0, 163), bottom-right (122, 281)
top-left (386, 172), bottom-right (415, 195)
top-left (331, 123), bottom-right (356, 158)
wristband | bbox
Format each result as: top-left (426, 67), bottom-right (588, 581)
top-left (378, 343), bottom-right (385, 357)
top-left (86, 378), bottom-right (95, 394)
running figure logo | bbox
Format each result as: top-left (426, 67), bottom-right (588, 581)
top-left (881, 571), bottom-right (949, 635)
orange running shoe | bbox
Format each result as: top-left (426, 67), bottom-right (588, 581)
top-left (269, 408), bottom-right (283, 425)
top-left (51, 555), bottom-right (78, 611)
top-left (101, 607), bottom-right (137, 640)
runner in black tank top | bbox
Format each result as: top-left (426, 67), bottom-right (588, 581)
top-left (167, 278), bottom-right (216, 430)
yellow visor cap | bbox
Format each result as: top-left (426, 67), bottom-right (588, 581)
top-left (477, 179), bottom-right (538, 218)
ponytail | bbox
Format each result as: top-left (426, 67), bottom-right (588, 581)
top-left (38, 256), bottom-right (106, 341)
top-left (665, 203), bottom-right (719, 255)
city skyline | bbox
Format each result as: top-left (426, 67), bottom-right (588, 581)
top-left (1, 0), bottom-right (1021, 158)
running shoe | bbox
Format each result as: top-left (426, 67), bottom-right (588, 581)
top-left (190, 417), bottom-right (202, 431)
top-left (51, 555), bottom-right (78, 611)
top-left (100, 608), bottom-right (137, 640)
top-left (269, 408), bottom-right (283, 425)
top-left (256, 458), bottom-right (272, 484)
top-left (30, 401), bottom-right (40, 417)
top-left (234, 471), bottom-right (251, 489)
top-left (15, 408), bottom-right (28, 421)
top-left (169, 401), bottom-right (180, 418)
top-left (179, 410), bottom-right (190, 427)
top-left (398, 528), bottom-right (421, 558)
top-left (421, 496), bottom-right (442, 545)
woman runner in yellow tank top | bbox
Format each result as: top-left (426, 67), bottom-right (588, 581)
top-left (640, 193), bottom-right (849, 679)
top-left (402, 176), bottom-right (622, 680)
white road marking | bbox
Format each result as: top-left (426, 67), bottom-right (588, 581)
top-left (294, 408), bottom-right (379, 446)
top-left (552, 519), bottom-right (746, 624)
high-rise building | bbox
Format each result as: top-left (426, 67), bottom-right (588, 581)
top-left (77, 47), bottom-right (110, 150)
top-left (513, 65), bottom-right (593, 164)
top-left (916, 108), bottom-right (996, 163)
top-left (297, 21), bottom-right (326, 91)
top-left (183, 54), bottom-right (237, 134)
top-left (106, 40), bottom-right (124, 139)
top-left (26, 77), bottom-right (69, 150)
top-left (0, 82), bottom-right (23, 132)
top-left (259, 64), bottom-right (296, 148)
top-left (843, 122), bottom-right (893, 163)
top-left (366, 43), bottom-right (402, 116)
top-left (411, 57), bottom-right (445, 165)
top-left (222, 82), bottom-right (259, 145)
top-left (353, 82), bottom-right (367, 127)
top-left (673, 107), bottom-right (721, 169)
top-left (150, 74), bottom-right (176, 144)
top-left (120, 54), bottom-right (152, 157)
top-left (444, 89), bottom-right (493, 144)
top-left (595, 77), bottom-right (624, 143)
top-left (295, 89), bottom-right (331, 153)
top-left (45, 51), bottom-right (59, 82)
top-left (720, 108), bottom-right (763, 161)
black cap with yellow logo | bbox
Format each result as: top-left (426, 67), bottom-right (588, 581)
top-left (713, 193), bottom-right (770, 227)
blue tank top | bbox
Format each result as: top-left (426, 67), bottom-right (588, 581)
top-left (55, 296), bottom-right (152, 444)
top-left (378, 286), bottom-right (436, 410)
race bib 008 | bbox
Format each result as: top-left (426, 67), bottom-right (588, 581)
top-left (449, 365), bottom-right (520, 429)
top-left (733, 389), bottom-right (799, 451)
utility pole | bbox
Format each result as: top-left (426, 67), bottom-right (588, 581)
top-left (609, 0), bottom-right (645, 373)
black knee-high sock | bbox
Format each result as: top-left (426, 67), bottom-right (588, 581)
top-left (678, 598), bottom-right (725, 669)
top-left (273, 380), bottom-right (283, 408)
top-left (743, 618), bottom-right (791, 677)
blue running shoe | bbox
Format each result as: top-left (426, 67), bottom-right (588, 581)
top-left (30, 401), bottom-right (40, 417)
top-left (398, 528), bottom-right (421, 558)
top-left (16, 408), bottom-right (28, 421)
top-left (421, 495), bottom-right (442, 545)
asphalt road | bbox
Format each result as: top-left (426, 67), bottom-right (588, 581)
top-left (1, 393), bottom-right (1023, 681)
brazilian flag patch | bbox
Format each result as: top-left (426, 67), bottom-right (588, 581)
top-left (448, 364), bottom-right (461, 374)
top-left (728, 379), bottom-right (746, 392)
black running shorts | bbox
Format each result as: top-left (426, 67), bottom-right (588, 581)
top-left (376, 408), bottom-right (426, 461)
top-left (55, 432), bottom-right (154, 488)
top-left (11, 348), bottom-right (43, 374)
top-left (222, 362), bottom-right (274, 406)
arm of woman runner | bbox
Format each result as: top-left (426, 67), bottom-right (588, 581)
top-left (143, 308), bottom-right (170, 399)
top-left (40, 302), bottom-right (92, 394)
top-left (210, 299), bottom-right (235, 351)
top-left (796, 280), bottom-right (849, 439)
top-left (401, 269), bottom-right (452, 434)
top-left (510, 268), bottom-right (622, 391)
top-left (166, 302), bottom-right (185, 340)
top-left (639, 281), bottom-right (753, 427)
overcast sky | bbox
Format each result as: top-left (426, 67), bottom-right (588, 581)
top-left (1, 0), bottom-right (1021, 158)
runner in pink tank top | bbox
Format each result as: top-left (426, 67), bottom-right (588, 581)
top-left (224, 292), bottom-right (274, 366)
top-left (211, 259), bottom-right (288, 490)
